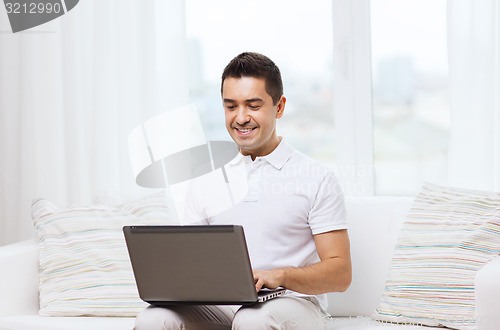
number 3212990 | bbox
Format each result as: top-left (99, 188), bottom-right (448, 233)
top-left (5, 2), bottom-right (62, 14)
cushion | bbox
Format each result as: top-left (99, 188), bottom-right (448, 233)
top-left (32, 192), bottom-right (171, 317)
top-left (372, 183), bottom-right (500, 329)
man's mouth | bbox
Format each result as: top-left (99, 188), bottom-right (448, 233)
top-left (235, 127), bottom-right (257, 135)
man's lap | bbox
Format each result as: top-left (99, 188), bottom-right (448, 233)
top-left (134, 296), bottom-right (326, 330)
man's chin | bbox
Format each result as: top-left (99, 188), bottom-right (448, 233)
top-left (234, 140), bottom-right (256, 151)
top-left (231, 132), bottom-right (255, 145)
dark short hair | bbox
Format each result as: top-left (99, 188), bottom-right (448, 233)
top-left (221, 52), bottom-right (283, 105)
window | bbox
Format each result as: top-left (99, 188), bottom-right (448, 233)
top-left (370, 0), bottom-right (450, 195)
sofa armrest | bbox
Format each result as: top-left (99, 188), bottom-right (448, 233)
top-left (0, 240), bottom-right (39, 316)
top-left (475, 256), bottom-right (500, 330)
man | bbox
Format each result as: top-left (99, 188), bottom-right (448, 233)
top-left (135, 52), bottom-right (351, 329)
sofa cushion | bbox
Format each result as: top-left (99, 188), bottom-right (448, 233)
top-left (32, 192), bottom-right (171, 317)
top-left (372, 183), bottom-right (500, 329)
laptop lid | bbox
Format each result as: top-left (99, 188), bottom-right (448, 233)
top-left (123, 225), bottom-right (263, 305)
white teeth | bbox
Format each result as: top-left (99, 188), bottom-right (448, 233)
top-left (237, 128), bottom-right (254, 132)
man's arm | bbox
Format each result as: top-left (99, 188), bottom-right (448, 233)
top-left (253, 229), bottom-right (352, 295)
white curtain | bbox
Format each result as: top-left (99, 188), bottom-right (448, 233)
top-left (447, 0), bottom-right (500, 192)
top-left (0, 0), bottom-right (188, 246)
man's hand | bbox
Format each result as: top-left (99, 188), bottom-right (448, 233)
top-left (253, 269), bottom-right (286, 292)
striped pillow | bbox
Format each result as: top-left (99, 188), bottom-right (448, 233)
top-left (372, 183), bottom-right (500, 329)
top-left (32, 193), bottom-right (172, 317)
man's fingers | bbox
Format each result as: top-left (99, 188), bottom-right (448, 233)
top-left (254, 273), bottom-right (265, 291)
top-left (255, 278), bottom-right (264, 291)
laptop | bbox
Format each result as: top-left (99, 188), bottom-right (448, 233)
top-left (123, 225), bottom-right (286, 306)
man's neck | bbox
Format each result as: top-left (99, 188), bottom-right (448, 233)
top-left (241, 137), bottom-right (283, 161)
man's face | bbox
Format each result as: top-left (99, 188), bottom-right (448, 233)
top-left (222, 77), bottom-right (285, 159)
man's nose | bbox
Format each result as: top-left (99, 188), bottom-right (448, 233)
top-left (235, 107), bottom-right (250, 125)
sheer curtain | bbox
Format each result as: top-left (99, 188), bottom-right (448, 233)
top-left (447, 0), bottom-right (500, 192)
top-left (0, 0), bottom-right (188, 246)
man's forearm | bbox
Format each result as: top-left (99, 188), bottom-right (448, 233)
top-left (254, 257), bottom-right (351, 295)
top-left (282, 257), bottom-right (351, 295)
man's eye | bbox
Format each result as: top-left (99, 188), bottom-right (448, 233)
top-left (225, 105), bottom-right (236, 110)
top-left (249, 105), bottom-right (260, 110)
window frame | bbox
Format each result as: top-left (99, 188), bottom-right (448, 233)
top-left (332, 0), bottom-right (375, 196)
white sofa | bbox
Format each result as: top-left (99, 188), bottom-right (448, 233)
top-left (1, 196), bottom-right (499, 330)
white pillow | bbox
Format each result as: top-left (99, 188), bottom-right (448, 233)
top-left (372, 183), bottom-right (500, 329)
top-left (32, 193), bottom-right (171, 317)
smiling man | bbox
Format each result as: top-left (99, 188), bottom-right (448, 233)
top-left (134, 52), bottom-right (352, 329)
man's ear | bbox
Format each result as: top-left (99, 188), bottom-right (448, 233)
top-left (276, 96), bottom-right (286, 119)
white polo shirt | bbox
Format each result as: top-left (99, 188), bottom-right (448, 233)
top-left (184, 139), bottom-right (347, 311)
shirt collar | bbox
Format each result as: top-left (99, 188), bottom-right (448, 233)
top-left (228, 152), bottom-right (245, 166)
top-left (227, 138), bottom-right (293, 170)
top-left (261, 139), bottom-right (293, 170)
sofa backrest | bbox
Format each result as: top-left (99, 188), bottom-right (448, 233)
top-left (326, 196), bottom-right (414, 317)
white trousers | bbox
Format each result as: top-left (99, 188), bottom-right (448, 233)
top-left (134, 296), bottom-right (327, 330)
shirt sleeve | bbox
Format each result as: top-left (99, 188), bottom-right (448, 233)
top-left (307, 171), bottom-right (348, 235)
